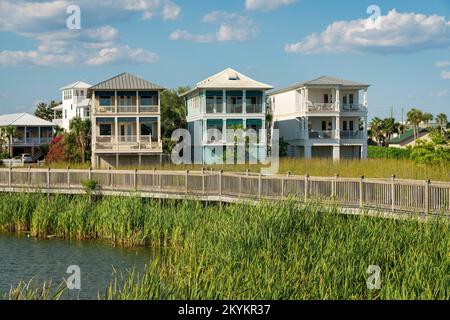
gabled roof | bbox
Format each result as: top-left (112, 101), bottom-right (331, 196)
top-left (388, 128), bottom-right (429, 144)
top-left (268, 76), bottom-right (370, 95)
top-left (0, 113), bottom-right (56, 127)
top-left (60, 81), bottom-right (92, 90)
top-left (181, 68), bottom-right (273, 96)
top-left (90, 72), bottom-right (164, 90)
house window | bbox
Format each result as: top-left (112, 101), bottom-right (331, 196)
top-left (349, 121), bottom-right (354, 131)
top-left (76, 108), bottom-right (80, 117)
top-left (99, 96), bottom-right (111, 106)
top-left (349, 94), bottom-right (354, 104)
top-left (322, 121), bottom-right (327, 131)
top-left (86, 108), bottom-right (90, 117)
top-left (64, 110), bottom-right (67, 119)
top-left (343, 95), bottom-right (347, 104)
top-left (119, 96), bottom-right (133, 106)
top-left (99, 124), bottom-right (112, 136)
top-left (324, 94), bottom-right (329, 103)
top-left (343, 121), bottom-right (347, 131)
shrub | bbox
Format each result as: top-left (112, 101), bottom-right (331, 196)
top-left (368, 146), bottom-right (412, 159)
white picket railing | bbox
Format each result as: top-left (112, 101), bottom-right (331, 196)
top-left (0, 168), bottom-right (448, 215)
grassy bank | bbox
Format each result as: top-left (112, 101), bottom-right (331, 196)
top-left (0, 193), bottom-right (448, 299)
top-left (34, 158), bottom-right (449, 181)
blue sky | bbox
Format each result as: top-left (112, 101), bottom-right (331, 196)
top-left (0, 0), bottom-right (449, 120)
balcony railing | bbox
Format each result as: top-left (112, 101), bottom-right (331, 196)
top-left (95, 137), bottom-right (162, 151)
top-left (226, 104), bottom-right (243, 113)
top-left (246, 104), bottom-right (263, 113)
top-left (140, 105), bottom-right (158, 113)
top-left (340, 131), bottom-right (366, 139)
top-left (309, 130), bottom-right (335, 139)
top-left (341, 104), bottom-right (366, 112)
top-left (12, 137), bottom-right (52, 145)
top-left (206, 104), bottom-right (223, 113)
top-left (96, 106), bottom-right (115, 113)
top-left (117, 105), bottom-right (137, 113)
top-left (307, 102), bottom-right (336, 112)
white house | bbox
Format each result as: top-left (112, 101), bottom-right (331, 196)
top-left (52, 81), bottom-right (91, 131)
top-left (0, 113), bottom-right (55, 159)
top-left (181, 68), bottom-right (273, 164)
top-left (268, 76), bottom-right (369, 160)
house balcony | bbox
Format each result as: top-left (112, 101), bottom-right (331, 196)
top-left (340, 130), bottom-right (366, 139)
top-left (308, 130), bottom-right (336, 139)
top-left (94, 135), bottom-right (162, 152)
top-left (306, 102), bottom-right (337, 112)
top-left (341, 104), bottom-right (367, 112)
top-left (12, 137), bottom-right (52, 146)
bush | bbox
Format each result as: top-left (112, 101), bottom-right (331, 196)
top-left (81, 179), bottom-right (100, 192)
top-left (368, 146), bottom-right (412, 159)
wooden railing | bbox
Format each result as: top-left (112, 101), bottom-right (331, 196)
top-left (0, 168), bottom-right (448, 215)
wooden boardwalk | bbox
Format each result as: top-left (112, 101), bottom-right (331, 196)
top-left (0, 168), bottom-right (449, 216)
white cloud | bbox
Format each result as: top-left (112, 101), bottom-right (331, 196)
top-left (169, 30), bottom-right (215, 43)
top-left (86, 46), bottom-right (158, 65)
top-left (170, 11), bottom-right (258, 43)
top-left (441, 71), bottom-right (450, 80)
top-left (435, 61), bottom-right (450, 67)
top-left (0, 1), bottom-right (173, 66)
top-left (285, 9), bottom-right (450, 54)
top-left (245, 0), bottom-right (296, 11)
top-left (162, 1), bottom-right (181, 20)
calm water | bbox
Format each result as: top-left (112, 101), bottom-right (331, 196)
top-left (0, 234), bottom-right (153, 299)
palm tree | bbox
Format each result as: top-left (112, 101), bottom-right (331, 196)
top-left (435, 113), bottom-right (448, 133)
top-left (69, 118), bottom-right (91, 163)
top-left (369, 117), bottom-right (383, 145)
top-left (422, 112), bottom-right (433, 127)
top-left (406, 108), bottom-right (424, 140)
top-left (381, 117), bottom-right (397, 143)
top-left (4, 125), bottom-right (17, 158)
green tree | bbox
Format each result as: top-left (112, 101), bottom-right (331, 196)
top-left (422, 112), bottom-right (433, 126)
top-left (381, 117), bottom-right (398, 144)
top-left (4, 125), bottom-right (17, 158)
top-left (69, 118), bottom-right (91, 163)
top-left (369, 117), bottom-right (383, 145)
top-left (406, 108), bottom-right (424, 140)
top-left (435, 113), bottom-right (448, 133)
top-left (160, 87), bottom-right (190, 153)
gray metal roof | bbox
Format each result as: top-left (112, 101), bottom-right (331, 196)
top-left (0, 113), bottom-right (56, 127)
top-left (90, 72), bottom-right (164, 90)
top-left (268, 76), bottom-right (370, 95)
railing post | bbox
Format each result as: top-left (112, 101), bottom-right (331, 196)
top-left (88, 167), bottom-right (92, 180)
top-left (359, 176), bottom-right (364, 208)
top-left (134, 169), bottom-right (138, 190)
top-left (391, 175), bottom-right (395, 212)
top-left (8, 166), bottom-right (12, 187)
top-left (258, 173), bottom-right (262, 200)
top-left (108, 166), bottom-right (112, 187)
top-left (28, 166), bottom-right (31, 185)
top-left (304, 174), bottom-right (309, 203)
top-left (185, 170), bottom-right (189, 194)
top-left (201, 168), bottom-right (205, 196)
top-left (332, 173), bottom-right (339, 199)
top-left (47, 168), bottom-right (50, 190)
top-left (67, 167), bottom-right (71, 188)
top-left (218, 170), bottom-right (222, 197)
top-left (425, 179), bottom-right (430, 214)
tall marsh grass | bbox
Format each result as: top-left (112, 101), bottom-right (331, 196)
top-left (0, 193), bottom-right (448, 299)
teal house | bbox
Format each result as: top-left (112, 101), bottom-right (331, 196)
top-left (182, 68), bottom-right (273, 164)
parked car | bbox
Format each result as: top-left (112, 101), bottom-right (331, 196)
top-left (20, 153), bottom-right (34, 163)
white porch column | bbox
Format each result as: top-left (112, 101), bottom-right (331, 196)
top-left (363, 116), bottom-right (368, 139)
top-left (304, 116), bottom-right (309, 139)
top-left (136, 90), bottom-right (139, 113)
top-left (262, 91), bottom-right (266, 114)
top-left (335, 116), bottom-right (340, 139)
top-left (114, 91), bottom-right (118, 113)
top-left (223, 119), bottom-right (227, 143)
top-left (203, 119), bottom-right (207, 144)
top-left (38, 127), bottom-right (41, 145)
top-left (222, 90), bottom-right (226, 114)
top-left (363, 89), bottom-right (368, 109)
top-left (333, 145), bottom-right (340, 161)
top-left (304, 145), bottom-right (312, 159)
top-left (242, 90), bottom-right (246, 114)
top-left (24, 126), bottom-right (27, 144)
top-left (157, 115), bottom-right (161, 145)
top-left (361, 143), bottom-right (368, 159)
top-left (114, 117), bottom-right (119, 148)
top-left (136, 117), bottom-right (140, 144)
top-left (335, 87), bottom-right (340, 111)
